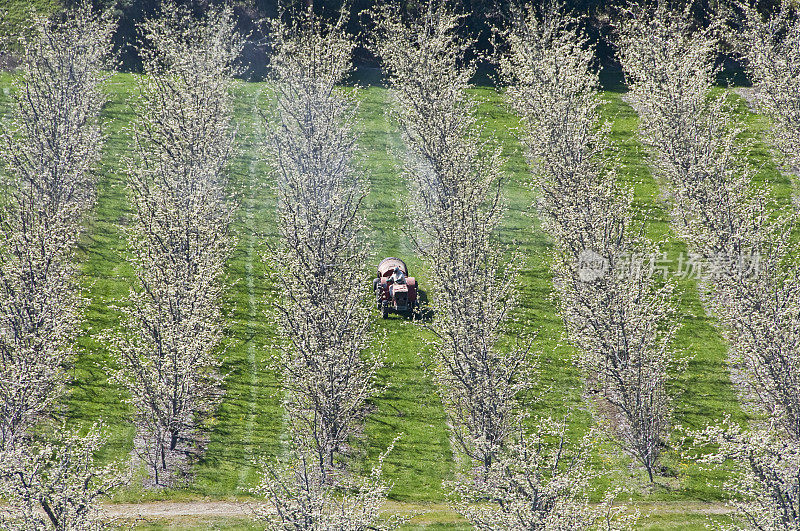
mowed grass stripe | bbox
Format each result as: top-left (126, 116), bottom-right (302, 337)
top-left (191, 81), bottom-right (281, 497)
top-left (71, 73), bottom-right (137, 468)
top-left (236, 156), bottom-right (260, 491)
top-left (357, 85), bottom-right (454, 502)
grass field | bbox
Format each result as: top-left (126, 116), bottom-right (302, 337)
top-left (0, 0), bottom-right (60, 51)
top-left (0, 68), bottom-right (791, 529)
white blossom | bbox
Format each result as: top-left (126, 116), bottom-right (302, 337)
top-left (254, 436), bottom-right (406, 531)
top-left (736, 1), bottom-right (800, 183)
top-left (0, 423), bottom-right (125, 530)
top-left (618, 2), bottom-right (800, 435)
top-left (618, 4), bottom-right (800, 523)
top-left (0, 1), bottom-right (114, 451)
top-left (263, 6), bottom-right (380, 486)
top-left (505, 1), bottom-right (680, 482)
top-left (692, 418), bottom-right (800, 530)
top-left (450, 416), bottom-right (638, 530)
top-left (112, 1), bottom-right (241, 486)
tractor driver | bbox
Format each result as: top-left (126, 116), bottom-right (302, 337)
top-left (390, 266), bottom-right (406, 285)
top-left (389, 266), bottom-right (406, 297)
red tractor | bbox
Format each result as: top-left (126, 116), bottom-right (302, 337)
top-left (374, 257), bottom-right (418, 318)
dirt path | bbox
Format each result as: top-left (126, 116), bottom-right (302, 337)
top-left (91, 499), bottom-right (734, 521)
top-left (99, 501), bottom-right (255, 518)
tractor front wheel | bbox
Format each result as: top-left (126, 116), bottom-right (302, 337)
top-left (381, 303), bottom-right (389, 319)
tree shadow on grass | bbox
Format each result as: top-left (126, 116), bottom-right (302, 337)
top-left (413, 288), bottom-right (434, 322)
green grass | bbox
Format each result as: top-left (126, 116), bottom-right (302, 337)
top-left (0, 71), bottom-right (789, 527)
top-left (0, 0), bottom-right (60, 50)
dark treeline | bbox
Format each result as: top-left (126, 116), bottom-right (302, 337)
top-left (65, 0), bottom-right (784, 82)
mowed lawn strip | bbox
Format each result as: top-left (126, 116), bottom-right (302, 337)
top-left (69, 73), bottom-right (137, 468)
top-left (358, 85), bottom-right (454, 502)
top-left (189, 81), bottom-right (282, 497)
top-left (725, 88), bottom-right (796, 207)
